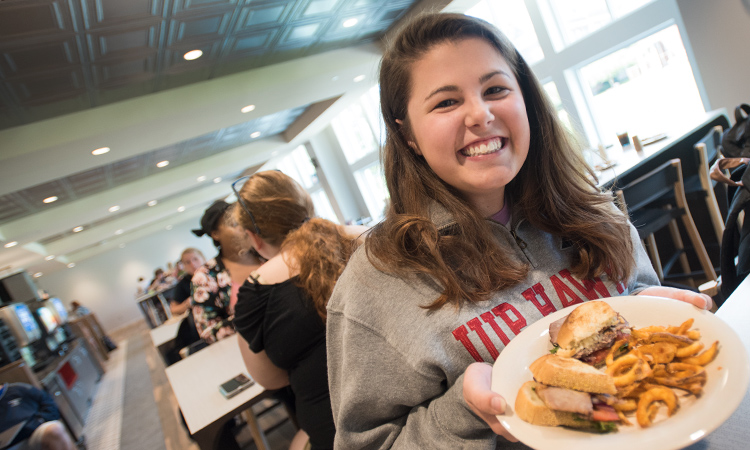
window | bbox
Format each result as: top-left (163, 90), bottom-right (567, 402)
top-left (542, 81), bottom-right (572, 131)
top-left (354, 161), bottom-right (389, 222)
top-left (269, 145), bottom-right (339, 223)
top-left (465, 0), bottom-right (544, 65)
top-left (578, 25), bottom-right (704, 146)
top-left (542, 0), bottom-right (655, 49)
top-left (331, 85), bottom-right (390, 222)
top-left (470, 0), bottom-right (707, 152)
top-left (331, 87), bottom-right (382, 165)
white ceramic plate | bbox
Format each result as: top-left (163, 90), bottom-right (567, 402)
top-left (491, 296), bottom-right (750, 450)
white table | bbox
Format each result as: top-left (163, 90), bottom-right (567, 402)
top-left (164, 334), bottom-right (271, 450)
top-left (149, 313), bottom-right (188, 363)
top-left (682, 277), bottom-right (750, 449)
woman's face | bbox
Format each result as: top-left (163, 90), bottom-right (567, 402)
top-left (181, 252), bottom-right (205, 276)
top-left (404, 37), bottom-right (530, 215)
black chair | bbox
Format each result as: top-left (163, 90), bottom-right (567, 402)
top-left (615, 158), bottom-right (717, 289)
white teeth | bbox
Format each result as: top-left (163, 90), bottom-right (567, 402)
top-left (463, 139), bottom-right (502, 156)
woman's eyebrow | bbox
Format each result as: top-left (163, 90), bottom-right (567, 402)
top-left (480, 70), bottom-right (509, 84)
top-left (423, 70), bottom-right (510, 101)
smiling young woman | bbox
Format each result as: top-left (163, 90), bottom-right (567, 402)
top-left (326, 12), bottom-right (711, 450)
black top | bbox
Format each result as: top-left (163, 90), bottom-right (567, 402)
top-left (234, 278), bottom-right (333, 450)
top-left (171, 275), bottom-right (192, 304)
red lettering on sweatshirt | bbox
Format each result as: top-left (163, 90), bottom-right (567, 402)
top-left (559, 270), bottom-right (611, 300)
top-left (550, 274), bottom-right (584, 307)
top-left (467, 318), bottom-right (499, 360)
top-left (480, 312), bottom-right (510, 346)
top-left (493, 303), bottom-right (527, 335)
top-left (452, 325), bottom-right (483, 362)
top-left (522, 283), bottom-right (557, 316)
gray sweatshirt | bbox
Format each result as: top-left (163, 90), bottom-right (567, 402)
top-left (327, 204), bottom-right (659, 449)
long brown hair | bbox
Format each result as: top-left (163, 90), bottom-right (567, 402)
top-left (367, 13), bottom-right (633, 310)
top-left (234, 171), bottom-right (359, 320)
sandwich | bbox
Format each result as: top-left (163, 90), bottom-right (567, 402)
top-left (515, 354), bottom-right (621, 432)
top-left (548, 301), bottom-right (630, 366)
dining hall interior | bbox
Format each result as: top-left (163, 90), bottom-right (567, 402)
top-left (1, 0), bottom-right (749, 449)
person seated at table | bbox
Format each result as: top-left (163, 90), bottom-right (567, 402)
top-left (190, 200), bottom-right (264, 344)
top-left (324, 12), bottom-right (712, 449)
top-left (170, 248), bottom-right (205, 316)
top-left (232, 170), bottom-right (368, 450)
top-left (0, 383), bottom-right (75, 450)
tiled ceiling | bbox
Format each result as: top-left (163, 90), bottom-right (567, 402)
top-left (0, 0), bottom-right (418, 129)
top-left (0, 0), bottom-right (420, 226)
top-left (0, 0), bottom-right (442, 277)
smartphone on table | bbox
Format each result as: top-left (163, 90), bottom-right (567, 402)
top-left (219, 373), bottom-right (255, 399)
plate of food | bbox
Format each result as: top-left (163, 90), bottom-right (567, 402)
top-left (491, 296), bottom-right (750, 450)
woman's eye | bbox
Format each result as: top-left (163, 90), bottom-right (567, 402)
top-left (434, 99), bottom-right (457, 109)
top-left (485, 86), bottom-right (507, 96)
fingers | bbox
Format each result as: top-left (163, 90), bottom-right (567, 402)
top-left (463, 363), bottom-right (517, 440)
top-left (637, 286), bottom-right (712, 310)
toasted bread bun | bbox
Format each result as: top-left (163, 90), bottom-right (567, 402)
top-left (555, 301), bottom-right (618, 357)
top-left (515, 381), bottom-right (598, 428)
top-left (529, 354), bottom-right (616, 394)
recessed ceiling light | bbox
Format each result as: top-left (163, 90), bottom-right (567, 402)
top-left (147, 200), bottom-right (158, 207)
top-left (166, 225), bottom-right (173, 230)
top-left (343, 18), bottom-right (358, 28)
top-left (157, 160), bottom-right (169, 168)
top-left (92, 147), bottom-right (110, 156)
top-left (33, 272), bottom-right (43, 278)
top-left (177, 206), bottom-right (185, 212)
top-left (43, 196), bottom-right (58, 204)
top-left (115, 229), bottom-right (124, 235)
top-left (45, 255), bottom-right (55, 261)
top-left (197, 175), bottom-right (207, 182)
top-left (67, 263), bottom-right (75, 268)
top-left (251, 131), bottom-right (261, 138)
top-left (184, 49), bottom-right (203, 60)
top-left (4, 241), bottom-right (18, 248)
top-left (353, 74), bottom-right (366, 82)
top-left (109, 205), bottom-right (120, 212)
top-left (72, 226), bottom-right (84, 233)
top-left (241, 104), bottom-right (256, 113)
top-left (213, 177), bottom-right (222, 183)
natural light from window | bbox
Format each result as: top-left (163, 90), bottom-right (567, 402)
top-left (354, 161), bottom-right (388, 222)
top-left (578, 24), bottom-right (705, 146)
top-left (270, 145), bottom-right (339, 223)
top-left (542, 0), bottom-right (654, 49)
top-left (465, 0), bottom-right (544, 65)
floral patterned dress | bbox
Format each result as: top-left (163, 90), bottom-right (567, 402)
top-left (190, 256), bottom-right (235, 343)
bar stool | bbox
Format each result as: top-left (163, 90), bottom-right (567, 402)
top-left (615, 158), bottom-right (717, 288)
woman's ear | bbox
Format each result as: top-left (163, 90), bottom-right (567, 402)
top-left (395, 119), bottom-right (421, 155)
top-left (246, 229), bottom-right (263, 252)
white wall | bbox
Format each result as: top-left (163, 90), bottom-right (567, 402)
top-left (34, 219), bottom-right (217, 333)
top-left (677, 0), bottom-right (750, 116)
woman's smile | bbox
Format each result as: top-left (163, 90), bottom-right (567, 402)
top-left (459, 137), bottom-right (506, 157)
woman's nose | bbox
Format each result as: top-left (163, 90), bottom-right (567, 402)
top-left (465, 97), bottom-right (494, 129)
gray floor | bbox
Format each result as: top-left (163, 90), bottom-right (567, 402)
top-left (83, 321), bottom-right (297, 450)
